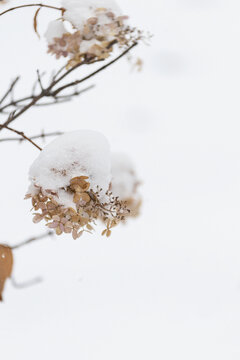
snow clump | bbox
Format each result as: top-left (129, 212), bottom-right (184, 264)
top-left (110, 153), bottom-right (141, 217)
top-left (45, 0), bottom-right (143, 68)
top-left (26, 130), bottom-right (129, 239)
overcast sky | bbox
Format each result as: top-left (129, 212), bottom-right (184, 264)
top-left (1, 1), bottom-right (240, 359)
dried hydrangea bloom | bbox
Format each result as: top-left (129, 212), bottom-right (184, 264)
top-left (62, 0), bottom-right (122, 29)
top-left (110, 153), bottom-right (141, 218)
top-left (45, 0), bottom-right (143, 67)
top-left (25, 131), bottom-right (129, 239)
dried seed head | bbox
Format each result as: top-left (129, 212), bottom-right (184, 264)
top-left (26, 175), bottom-right (129, 240)
top-left (46, 7), bottom-right (145, 68)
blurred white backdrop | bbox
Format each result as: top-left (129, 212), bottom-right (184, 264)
top-left (1, 0), bottom-right (240, 359)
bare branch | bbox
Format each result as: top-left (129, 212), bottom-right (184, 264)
top-left (0, 84), bottom-right (94, 113)
top-left (52, 43), bottom-right (138, 96)
top-left (0, 43), bottom-right (137, 132)
top-left (0, 131), bottom-right (63, 143)
top-left (0, 125), bottom-right (42, 150)
top-left (11, 276), bottom-right (42, 289)
top-left (0, 3), bottom-right (64, 17)
top-left (0, 76), bottom-right (20, 105)
top-left (53, 84), bottom-right (95, 100)
top-left (11, 231), bottom-right (54, 250)
top-left (36, 70), bottom-right (44, 91)
top-left (52, 63), bottom-right (68, 82)
top-left (0, 96), bottom-right (36, 112)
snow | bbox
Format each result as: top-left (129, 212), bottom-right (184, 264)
top-left (44, 20), bottom-right (67, 44)
top-left (28, 130), bottom-right (111, 204)
top-left (110, 153), bottom-right (138, 200)
top-left (80, 39), bottom-right (100, 53)
top-left (62, 0), bottom-right (122, 30)
top-left (2, 0), bottom-right (240, 359)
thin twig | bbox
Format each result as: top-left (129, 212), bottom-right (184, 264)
top-left (0, 76), bottom-right (20, 105)
top-left (1, 125), bottom-right (42, 150)
top-left (0, 43), bottom-right (138, 132)
top-left (55, 84), bottom-right (95, 99)
top-left (0, 84), bottom-right (95, 112)
top-left (0, 131), bottom-right (63, 143)
top-left (11, 231), bottom-right (53, 250)
top-left (0, 3), bottom-right (64, 17)
top-left (52, 43), bottom-right (138, 96)
top-left (0, 96), bottom-right (34, 112)
top-left (36, 70), bottom-right (44, 91)
top-left (11, 277), bottom-right (43, 289)
top-left (52, 63), bottom-right (67, 81)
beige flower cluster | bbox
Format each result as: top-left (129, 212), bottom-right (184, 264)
top-left (25, 131), bottom-right (141, 239)
top-left (46, 7), bottom-right (142, 68)
top-left (26, 176), bottom-right (129, 240)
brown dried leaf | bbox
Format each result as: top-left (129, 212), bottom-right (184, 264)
top-left (0, 245), bottom-right (13, 301)
top-left (33, 7), bottom-right (41, 38)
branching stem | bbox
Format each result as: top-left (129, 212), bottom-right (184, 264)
top-left (11, 231), bottom-right (54, 250)
top-left (0, 3), bottom-right (64, 17)
top-left (0, 131), bottom-right (63, 143)
top-left (0, 125), bottom-right (42, 150)
top-left (0, 43), bottom-right (138, 135)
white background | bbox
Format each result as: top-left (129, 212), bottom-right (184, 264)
top-left (1, 0), bottom-right (240, 359)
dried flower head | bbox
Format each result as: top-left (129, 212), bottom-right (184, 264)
top-left (25, 131), bottom-right (129, 239)
top-left (26, 176), bottom-right (129, 239)
top-left (45, 1), bottom-right (144, 67)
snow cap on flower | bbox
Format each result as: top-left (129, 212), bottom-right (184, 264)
top-left (28, 130), bottom-right (111, 203)
top-left (26, 131), bottom-right (130, 239)
top-left (45, 20), bottom-right (67, 44)
top-left (110, 153), bottom-right (138, 199)
top-left (46, 0), bottom-right (139, 68)
top-left (62, 0), bottom-right (122, 30)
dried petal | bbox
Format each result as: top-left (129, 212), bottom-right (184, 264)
top-left (33, 214), bottom-right (42, 223)
top-left (55, 227), bottom-right (63, 236)
top-left (72, 229), bottom-right (78, 240)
